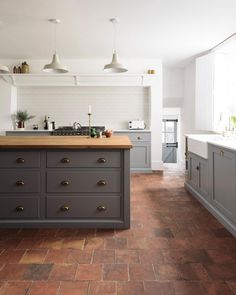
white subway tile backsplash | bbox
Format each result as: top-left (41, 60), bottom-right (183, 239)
top-left (17, 86), bottom-right (150, 130)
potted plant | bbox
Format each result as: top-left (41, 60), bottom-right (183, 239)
top-left (15, 110), bottom-right (35, 130)
top-left (231, 115), bottom-right (236, 130)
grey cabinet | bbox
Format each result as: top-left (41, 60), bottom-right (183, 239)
top-left (0, 148), bottom-right (130, 228)
top-left (209, 145), bottom-right (236, 223)
top-left (114, 131), bottom-right (151, 172)
top-left (187, 152), bottom-right (209, 200)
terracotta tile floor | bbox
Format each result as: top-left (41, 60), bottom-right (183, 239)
top-left (0, 171), bottom-right (236, 294)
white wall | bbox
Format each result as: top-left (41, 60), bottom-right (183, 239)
top-left (163, 67), bottom-right (184, 107)
top-left (0, 79), bottom-right (17, 134)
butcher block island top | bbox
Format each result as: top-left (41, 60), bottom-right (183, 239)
top-left (0, 135), bottom-right (132, 149)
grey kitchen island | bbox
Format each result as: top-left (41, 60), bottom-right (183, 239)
top-left (0, 136), bottom-right (132, 229)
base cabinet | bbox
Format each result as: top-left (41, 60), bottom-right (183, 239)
top-left (209, 145), bottom-right (236, 223)
top-left (187, 152), bottom-right (209, 200)
top-left (0, 148), bottom-right (130, 228)
top-left (185, 145), bottom-right (236, 237)
top-left (114, 131), bottom-right (151, 172)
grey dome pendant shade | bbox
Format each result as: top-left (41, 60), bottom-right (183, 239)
top-left (104, 52), bottom-right (127, 73)
top-left (43, 19), bottom-right (68, 73)
top-left (0, 65), bottom-right (10, 74)
top-left (43, 52), bottom-right (68, 73)
top-left (104, 18), bottom-right (127, 73)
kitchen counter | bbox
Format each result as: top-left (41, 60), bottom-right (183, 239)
top-left (0, 135), bottom-right (132, 149)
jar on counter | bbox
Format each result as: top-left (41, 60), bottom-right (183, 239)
top-left (21, 62), bottom-right (29, 74)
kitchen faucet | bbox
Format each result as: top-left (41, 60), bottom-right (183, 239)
top-left (73, 122), bottom-right (82, 130)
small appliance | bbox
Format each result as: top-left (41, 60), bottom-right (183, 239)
top-left (128, 120), bottom-right (145, 130)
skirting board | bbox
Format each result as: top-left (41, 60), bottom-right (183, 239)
top-left (185, 182), bottom-right (236, 238)
top-left (151, 161), bottom-right (164, 171)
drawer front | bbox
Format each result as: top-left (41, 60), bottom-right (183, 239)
top-left (0, 151), bottom-right (40, 168)
top-left (46, 196), bottom-right (121, 219)
top-left (0, 197), bottom-right (40, 219)
top-left (47, 150), bottom-right (120, 168)
top-left (0, 171), bottom-right (40, 193)
top-left (115, 132), bottom-right (151, 142)
top-left (47, 171), bottom-right (120, 193)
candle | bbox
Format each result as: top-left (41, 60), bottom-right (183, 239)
top-left (88, 105), bottom-right (92, 114)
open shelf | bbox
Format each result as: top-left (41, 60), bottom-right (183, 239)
top-left (0, 73), bottom-right (158, 87)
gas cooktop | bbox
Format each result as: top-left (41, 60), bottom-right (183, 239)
top-left (52, 126), bottom-right (105, 136)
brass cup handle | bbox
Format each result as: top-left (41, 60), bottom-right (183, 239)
top-left (16, 158), bottom-right (25, 164)
top-left (97, 180), bottom-right (106, 186)
top-left (97, 158), bottom-right (106, 163)
top-left (220, 150), bottom-right (224, 157)
top-left (61, 158), bottom-right (70, 163)
top-left (16, 206), bottom-right (24, 212)
top-left (60, 205), bottom-right (69, 212)
top-left (61, 180), bottom-right (70, 186)
top-left (97, 205), bottom-right (107, 211)
top-left (16, 180), bottom-right (25, 186)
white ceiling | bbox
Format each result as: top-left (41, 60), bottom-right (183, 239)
top-left (0, 0), bottom-right (236, 67)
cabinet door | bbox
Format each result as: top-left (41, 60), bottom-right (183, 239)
top-left (130, 143), bottom-right (150, 169)
top-left (198, 157), bottom-right (209, 200)
top-left (188, 153), bottom-right (199, 189)
top-left (210, 146), bottom-right (236, 223)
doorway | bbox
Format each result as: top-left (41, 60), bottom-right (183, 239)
top-left (162, 119), bottom-right (178, 163)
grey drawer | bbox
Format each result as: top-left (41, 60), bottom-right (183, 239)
top-left (47, 170), bottom-right (120, 193)
top-left (0, 170), bottom-right (40, 193)
top-left (0, 151), bottom-right (40, 168)
top-left (0, 197), bottom-right (40, 219)
top-left (47, 150), bottom-right (120, 168)
top-left (46, 196), bottom-right (121, 219)
top-left (115, 132), bottom-right (151, 142)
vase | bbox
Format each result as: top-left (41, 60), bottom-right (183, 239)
top-left (17, 121), bottom-right (25, 130)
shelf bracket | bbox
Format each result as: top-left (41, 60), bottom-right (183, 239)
top-left (74, 75), bottom-right (79, 86)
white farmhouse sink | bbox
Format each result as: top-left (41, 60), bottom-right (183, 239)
top-left (187, 134), bottom-right (224, 159)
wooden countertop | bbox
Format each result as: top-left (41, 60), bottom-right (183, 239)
top-left (0, 136), bottom-right (132, 149)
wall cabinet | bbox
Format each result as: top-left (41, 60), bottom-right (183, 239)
top-left (209, 145), bottom-right (236, 223)
top-left (188, 152), bottom-right (209, 200)
top-left (114, 131), bottom-right (151, 172)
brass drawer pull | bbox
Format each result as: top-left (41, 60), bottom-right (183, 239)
top-left (220, 150), bottom-right (224, 156)
top-left (137, 136), bottom-right (142, 140)
top-left (61, 180), bottom-right (70, 186)
top-left (60, 205), bottom-right (69, 212)
top-left (16, 158), bottom-right (25, 164)
top-left (61, 158), bottom-right (70, 163)
top-left (97, 158), bottom-right (106, 163)
top-left (97, 205), bottom-right (107, 211)
top-left (16, 180), bottom-right (24, 186)
top-left (97, 180), bottom-right (106, 186)
top-left (16, 206), bottom-right (24, 212)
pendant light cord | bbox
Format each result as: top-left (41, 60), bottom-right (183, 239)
top-left (113, 20), bottom-right (117, 54)
top-left (54, 22), bottom-right (57, 54)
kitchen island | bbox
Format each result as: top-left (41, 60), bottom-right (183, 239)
top-left (0, 136), bottom-right (132, 228)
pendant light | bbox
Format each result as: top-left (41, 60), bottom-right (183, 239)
top-left (0, 65), bottom-right (10, 74)
top-left (104, 18), bottom-right (127, 73)
top-left (43, 19), bottom-right (68, 73)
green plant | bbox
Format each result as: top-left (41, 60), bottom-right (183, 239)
top-left (231, 115), bottom-right (236, 129)
top-left (16, 110), bottom-right (35, 122)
